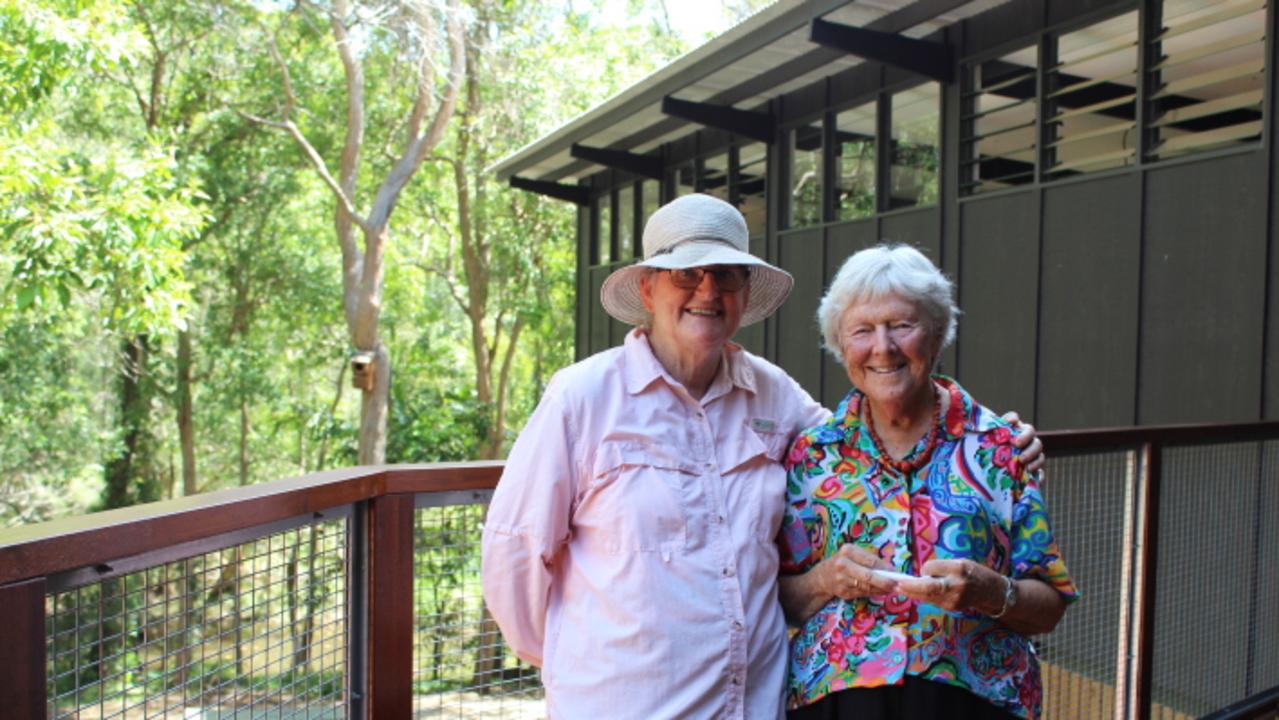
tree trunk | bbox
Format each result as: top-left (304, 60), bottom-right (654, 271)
top-left (356, 341), bottom-right (390, 464)
top-left (103, 334), bottom-right (157, 509)
top-left (176, 329), bottom-right (197, 496)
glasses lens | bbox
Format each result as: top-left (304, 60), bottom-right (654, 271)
top-left (667, 266), bottom-right (750, 291)
top-left (712, 266), bottom-right (750, 292)
top-left (669, 268), bottom-right (704, 289)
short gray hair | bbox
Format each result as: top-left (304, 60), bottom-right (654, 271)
top-left (818, 243), bottom-right (959, 364)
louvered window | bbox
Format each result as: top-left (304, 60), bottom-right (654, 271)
top-left (788, 120), bottom-right (824, 227)
top-left (835, 101), bottom-right (876, 221)
top-left (1148, 0), bottom-right (1266, 159)
top-left (891, 83), bottom-right (940, 208)
top-left (617, 184), bottom-right (636, 261)
top-left (702, 151), bottom-right (730, 201)
top-left (736, 142), bottom-right (768, 236)
top-left (1045, 11), bottom-right (1139, 177)
top-left (961, 46), bottom-right (1038, 194)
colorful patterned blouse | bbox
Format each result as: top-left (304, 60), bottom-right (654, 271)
top-left (777, 376), bottom-right (1078, 719)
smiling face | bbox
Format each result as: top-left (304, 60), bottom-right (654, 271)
top-left (640, 266), bottom-right (748, 367)
top-left (839, 292), bottom-right (940, 413)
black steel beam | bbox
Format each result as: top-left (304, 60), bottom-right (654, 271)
top-left (810, 17), bottom-right (954, 84)
top-left (661, 96), bottom-right (775, 144)
top-left (570, 144), bottom-right (664, 179)
top-left (509, 176), bottom-right (591, 205)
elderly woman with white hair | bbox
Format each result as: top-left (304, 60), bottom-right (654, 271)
top-left (483, 196), bottom-right (1044, 719)
top-left (777, 244), bottom-right (1076, 720)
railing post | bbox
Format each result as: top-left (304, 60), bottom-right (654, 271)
top-left (0, 578), bottom-right (46, 719)
top-left (1133, 440), bottom-right (1163, 720)
top-left (366, 493), bottom-right (415, 717)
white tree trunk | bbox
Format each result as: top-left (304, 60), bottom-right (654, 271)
top-left (357, 342), bottom-right (390, 464)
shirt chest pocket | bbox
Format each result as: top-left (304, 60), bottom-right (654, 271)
top-left (576, 440), bottom-right (693, 554)
top-left (722, 421), bottom-right (792, 543)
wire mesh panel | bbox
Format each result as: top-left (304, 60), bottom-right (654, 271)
top-left (1254, 440), bottom-right (1279, 697)
top-left (1149, 441), bottom-right (1268, 717)
top-left (1037, 449), bottom-right (1138, 720)
top-left (46, 517), bottom-right (349, 719)
top-left (412, 495), bottom-right (543, 718)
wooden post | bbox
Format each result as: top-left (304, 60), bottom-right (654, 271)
top-left (0, 578), bottom-right (46, 719)
top-left (367, 493), bottom-right (415, 717)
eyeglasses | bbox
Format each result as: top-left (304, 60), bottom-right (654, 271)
top-left (664, 265), bottom-right (752, 292)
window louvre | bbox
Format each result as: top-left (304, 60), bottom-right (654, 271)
top-left (961, 47), bottom-right (1038, 195)
top-left (1147, 0), bottom-right (1266, 160)
top-left (1045, 11), bottom-right (1139, 179)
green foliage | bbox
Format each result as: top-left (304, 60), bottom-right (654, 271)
top-left (1, 129), bottom-right (204, 333)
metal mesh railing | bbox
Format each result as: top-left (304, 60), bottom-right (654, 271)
top-left (1149, 441), bottom-right (1278, 718)
top-left (411, 492), bottom-right (543, 718)
top-left (46, 516), bottom-right (349, 719)
top-left (1038, 449), bottom-right (1140, 720)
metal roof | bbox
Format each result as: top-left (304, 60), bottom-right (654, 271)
top-left (491, 0), bottom-right (1011, 183)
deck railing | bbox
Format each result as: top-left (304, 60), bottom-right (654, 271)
top-left (1, 423), bottom-right (1277, 719)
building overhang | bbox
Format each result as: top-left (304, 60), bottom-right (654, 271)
top-left (491, 0), bottom-right (1011, 191)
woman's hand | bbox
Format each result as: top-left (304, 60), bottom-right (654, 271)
top-left (1002, 411), bottom-right (1045, 474)
top-left (819, 544), bottom-right (898, 600)
top-left (894, 559), bottom-right (1004, 614)
top-left (778, 544), bottom-right (896, 625)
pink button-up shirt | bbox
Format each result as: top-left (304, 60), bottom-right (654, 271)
top-left (482, 329), bottom-right (827, 719)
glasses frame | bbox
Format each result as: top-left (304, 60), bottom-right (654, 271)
top-left (663, 265), bottom-right (752, 292)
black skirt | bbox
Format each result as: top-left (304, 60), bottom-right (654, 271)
top-left (788, 677), bottom-right (1021, 720)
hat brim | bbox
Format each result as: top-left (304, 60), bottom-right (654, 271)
top-left (599, 241), bottom-right (794, 327)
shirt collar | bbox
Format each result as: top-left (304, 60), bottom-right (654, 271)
top-left (623, 328), bottom-right (756, 397)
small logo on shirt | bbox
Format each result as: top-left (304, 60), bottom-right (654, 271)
top-left (751, 418), bottom-right (777, 432)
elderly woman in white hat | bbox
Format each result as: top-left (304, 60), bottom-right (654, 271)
top-left (481, 195), bottom-right (1040, 719)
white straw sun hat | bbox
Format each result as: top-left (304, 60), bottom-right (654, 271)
top-left (600, 193), bottom-right (794, 327)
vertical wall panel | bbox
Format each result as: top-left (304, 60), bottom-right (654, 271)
top-left (735, 236), bottom-right (768, 356)
top-left (588, 267), bottom-right (611, 356)
top-left (1039, 175), bottom-right (1141, 429)
top-left (957, 191), bottom-right (1040, 418)
top-left (1140, 153), bottom-right (1268, 424)
top-left (776, 228), bottom-right (826, 400)
top-left (822, 220), bottom-right (881, 409)
top-left (879, 207), bottom-right (942, 260)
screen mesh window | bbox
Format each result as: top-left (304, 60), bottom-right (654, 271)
top-left (1046, 11), bottom-right (1139, 178)
top-left (1148, 0), bottom-right (1266, 159)
top-left (962, 46), bottom-right (1038, 194)
top-left (788, 120), bottom-right (824, 227)
top-left (891, 83), bottom-right (940, 209)
top-left (736, 142), bottom-right (767, 236)
top-left (835, 101), bottom-right (876, 221)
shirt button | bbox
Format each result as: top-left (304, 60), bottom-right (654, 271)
top-left (722, 567), bottom-right (735, 577)
top-left (730, 676), bottom-right (740, 685)
top-left (715, 514), bottom-right (725, 524)
top-left (733, 620), bottom-right (744, 631)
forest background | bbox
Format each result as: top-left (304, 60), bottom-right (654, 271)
top-left (0, 0), bottom-right (771, 526)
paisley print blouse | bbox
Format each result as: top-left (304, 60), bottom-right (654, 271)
top-left (778, 376), bottom-right (1078, 719)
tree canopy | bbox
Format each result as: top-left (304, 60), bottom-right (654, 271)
top-left (0, 0), bottom-right (758, 525)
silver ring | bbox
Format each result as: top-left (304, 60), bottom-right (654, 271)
top-left (939, 577), bottom-right (950, 593)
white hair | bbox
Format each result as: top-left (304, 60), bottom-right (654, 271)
top-left (818, 243), bottom-right (959, 364)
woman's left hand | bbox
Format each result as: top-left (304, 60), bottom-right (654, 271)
top-left (1002, 411), bottom-right (1044, 474)
top-left (895, 559), bottom-right (1004, 614)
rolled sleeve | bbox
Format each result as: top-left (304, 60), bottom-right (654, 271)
top-left (1010, 469), bottom-right (1079, 602)
top-left (481, 384), bottom-right (576, 667)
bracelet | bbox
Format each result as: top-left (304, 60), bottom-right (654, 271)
top-left (989, 576), bottom-right (1018, 619)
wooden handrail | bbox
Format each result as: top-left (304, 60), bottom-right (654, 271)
top-left (0, 461), bottom-right (503, 586)
top-left (1040, 419), bottom-right (1279, 450)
